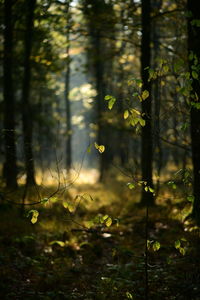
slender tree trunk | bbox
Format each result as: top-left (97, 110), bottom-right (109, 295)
top-left (95, 34), bottom-right (106, 182)
top-left (140, 0), bottom-right (154, 205)
top-left (65, 2), bottom-right (71, 173)
top-left (188, 0), bottom-right (200, 223)
top-left (3, 0), bottom-right (18, 189)
top-left (152, 0), bottom-right (162, 197)
top-left (83, 0), bottom-right (115, 182)
top-left (22, 0), bottom-right (36, 186)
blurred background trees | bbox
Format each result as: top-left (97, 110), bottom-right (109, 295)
top-left (0, 0), bottom-right (199, 221)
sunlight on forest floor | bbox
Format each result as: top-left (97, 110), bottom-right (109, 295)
top-left (18, 168), bottom-right (100, 186)
top-left (0, 174), bottom-right (199, 300)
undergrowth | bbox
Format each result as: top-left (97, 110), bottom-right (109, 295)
top-left (0, 178), bottom-right (200, 300)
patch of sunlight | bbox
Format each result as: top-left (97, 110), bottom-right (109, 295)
top-left (18, 174), bottom-right (27, 185)
top-left (69, 83), bottom-right (97, 103)
top-left (18, 168), bottom-right (99, 188)
top-left (72, 115), bottom-right (84, 126)
top-left (170, 204), bottom-right (192, 223)
top-left (70, 168), bottom-right (99, 184)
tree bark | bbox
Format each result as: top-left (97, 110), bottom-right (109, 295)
top-left (188, 0), bottom-right (200, 223)
top-left (65, 1), bottom-right (72, 173)
top-left (140, 0), bottom-right (154, 205)
top-left (22, 0), bottom-right (36, 186)
top-left (3, 0), bottom-right (18, 189)
top-left (83, 0), bottom-right (109, 182)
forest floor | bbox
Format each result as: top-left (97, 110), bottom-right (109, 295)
top-left (0, 172), bottom-right (200, 300)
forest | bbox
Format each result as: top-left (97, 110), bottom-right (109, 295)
top-left (0, 0), bottom-right (200, 299)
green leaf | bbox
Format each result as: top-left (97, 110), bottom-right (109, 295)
top-left (63, 201), bottom-right (76, 213)
top-left (108, 98), bottom-right (116, 110)
top-left (192, 71), bottom-right (198, 79)
top-left (187, 195), bottom-right (195, 203)
top-left (181, 122), bottom-right (189, 131)
top-left (105, 216), bottom-right (112, 227)
top-left (104, 95), bottom-right (111, 101)
top-left (174, 59), bottom-right (184, 73)
top-left (101, 214), bottom-right (109, 222)
top-left (126, 291), bottom-right (133, 299)
top-left (41, 198), bottom-right (48, 204)
top-left (152, 241), bottom-right (160, 251)
top-left (145, 186), bottom-right (148, 192)
top-left (85, 220), bottom-right (94, 228)
top-left (181, 237), bottom-right (187, 242)
top-left (142, 90), bottom-right (149, 100)
top-left (149, 187), bottom-right (154, 193)
top-left (191, 102), bottom-right (200, 109)
top-left (124, 110), bottom-right (129, 119)
top-left (130, 108), bottom-right (141, 115)
top-left (131, 78), bottom-right (143, 87)
top-left (50, 240), bottom-right (65, 247)
top-left (104, 95), bottom-right (116, 110)
top-left (168, 181), bottom-right (176, 189)
top-left (27, 210), bottom-right (39, 224)
top-left (138, 95), bottom-right (143, 102)
top-left (149, 68), bottom-right (157, 80)
top-left (163, 65), bottom-right (169, 73)
top-left (179, 247), bottom-right (186, 256)
top-left (175, 240), bottom-right (181, 249)
top-left (138, 118), bottom-right (146, 127)
top-left (127, 182), bottom-right (135, 189)
top-left (50, 196), bottom-right (58, 203)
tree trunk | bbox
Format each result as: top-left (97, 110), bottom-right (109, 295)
top-left (22, 0), bottom-right (36, 186)
top-left (83, 0), bottom-right (115, 182)
top-left (3, 0), bottom-right (18, 189)
top-left (188, 0), bottom-right (200, 223)
top-left (65, 2), bottom-right (71, 173)
top-left (94, 34), bottom-right (106, 181)
top-left (140, 0), bottom-right (154, 205)
top-left (152, 0), bottom-right (162, 197)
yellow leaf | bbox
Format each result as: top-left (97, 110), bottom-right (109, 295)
top-left (28, 210), bottom-right (39, 224)
top-left (152, 241), bottom-right (160, 251)
top-left (31, 216), bottom-right (38, 224)
top-left (105, 217), bottom-right (112, 227)
top-left (94, 142), bottom-right (99, 149)
top-left (63, 201), bottom-right (76, 213)
top-left (130, 108), bottom-right (141, 116)
top-left (99, 145), bottom-right (105, 153)
top-left (124, 110), bottom-right (129, 119)
top-left (94, 142), bottom-right (105, 153)
top-left (50, 240), bottom-right (65, 247)
top-left (142, 90), bottom-right (149, 100)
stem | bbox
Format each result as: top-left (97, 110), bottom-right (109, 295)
top-left (145, 204), bottom-right (149, 300)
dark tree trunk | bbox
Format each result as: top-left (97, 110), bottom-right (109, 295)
top-left (188, 0), bottom-right (200, 223)
top-left (65, 2), bottom-right (71, 173)
top-left (83, 0), bottom-right (109, 182)
top-left (140, 0), bottom-right (154, 205)
top-left (94, 34), bottom-right (106, 181)
top-left (22, 0), bottom-right (36, 186)
top-left (152, 0), bottom-right (162, 197)
top-left (3, 0), bottom-right (18, 189)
